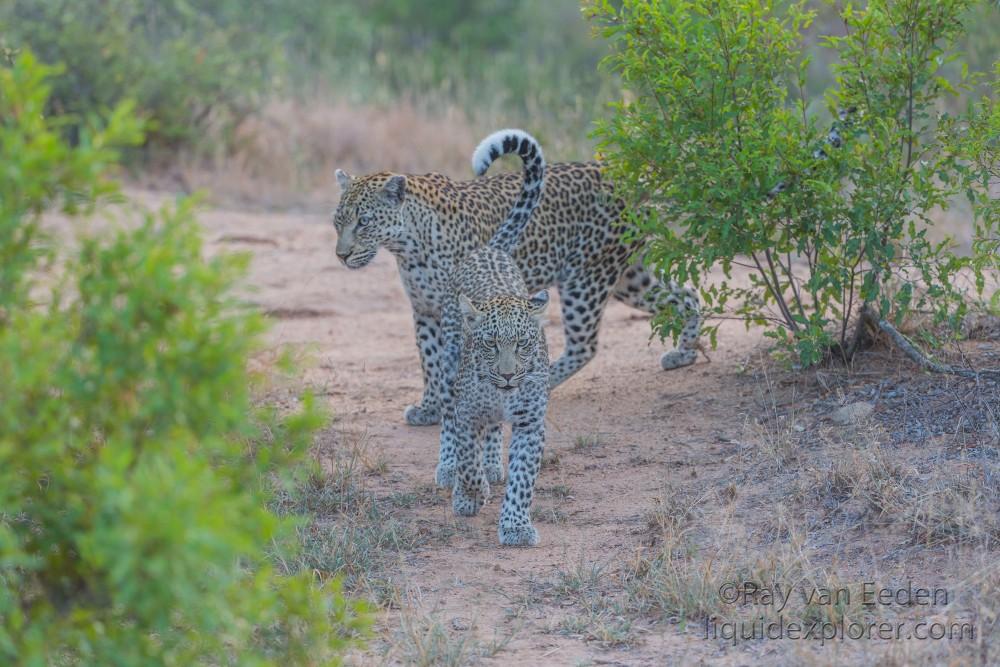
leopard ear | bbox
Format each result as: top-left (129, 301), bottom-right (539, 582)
top-left (528, 290), bottom-right (549, 319)
top-left (380, 174), bottom-right (406, 207)
top-left (459, 294), bottom-right (482, 329)
top-left (335, 168), bottom-right (351, 191)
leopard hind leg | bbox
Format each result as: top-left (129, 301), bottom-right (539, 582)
top-left (612, 263), bottom-right (702, 370)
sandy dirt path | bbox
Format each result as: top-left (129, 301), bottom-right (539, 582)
top-left (192, 195), bottom-right (779, 666)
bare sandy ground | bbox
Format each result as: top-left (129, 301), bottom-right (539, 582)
top-left (187, 193), bottom-right (781, 665)
top-left (165, 190), bottom-right (995, 666)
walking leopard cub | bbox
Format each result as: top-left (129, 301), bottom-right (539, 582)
top-left (440, 129), bottom-right (549, 546)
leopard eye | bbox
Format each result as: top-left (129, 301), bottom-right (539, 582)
top-left (356, 213), bottom-right (373, 228)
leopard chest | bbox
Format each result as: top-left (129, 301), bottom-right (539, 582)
top-left (396, 257), bottom-right (454, 316)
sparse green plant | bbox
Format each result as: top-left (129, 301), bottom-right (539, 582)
top-left (552, 558), bottom-right (610, 601)
top-left (389, 491), bottom-right (420, 509)
top-left (270, 438), bottom-right (418, 605)
top-left (573, 432), bottom-right (610, 450)
top-left (555, 599), bottom-right (635, 647)
top-left (392, 601), bottom-right (515, 666)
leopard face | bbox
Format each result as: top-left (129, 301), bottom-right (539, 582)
top-left (460, 292), bottom-right (548, 390)
top-left (332, 170), bottom-right (409, 269)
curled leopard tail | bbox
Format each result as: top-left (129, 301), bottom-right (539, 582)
top-left (472, 129), bottom-right (546, 255)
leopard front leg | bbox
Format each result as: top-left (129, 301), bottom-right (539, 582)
top-left (549, 269), bottom-right (614, 388)
top-left (483, 425), bottom-right (504, 483)
top-left (452, 421), bottom-right (490, 517)
top-left (498, 407), bottom-right (546, 546)
top-left (404, 313), bottom-right (450, 426)
top-left (435, 407), bottom-right (458, 488)
top-left (437, 408), bottom-right (494, 489)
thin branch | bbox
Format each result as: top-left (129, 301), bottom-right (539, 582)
top-left (784, 249), bottom-right (808, 323)
top-left (749, 251), bottom-right (791, 331)
top-left (764, 248), bottom-right (799, 332)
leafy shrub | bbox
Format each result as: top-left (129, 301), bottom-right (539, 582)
top-left (0, 53), bottom-right (142, 316)
top-left (588, 0), bottom-right (997, 365)
top-left (958, 60), bottom-right (1000, 292)
top-left (0, 52), bottom-right (368, 665)
top-left (0, 0), bottom-right (279, 152)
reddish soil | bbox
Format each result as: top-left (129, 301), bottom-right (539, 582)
top-left (195, 193), bottom-right (770, 665)
top-left (178, 190), bottom-right (996, 666)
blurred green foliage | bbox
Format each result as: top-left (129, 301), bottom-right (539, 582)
top-left (0, 0), bottom-right (279, 152)
top-left (245, 0), bottom-right (617, 156)
top-left (0, 52), bottom-right (368, 665)
top-left (959, 60), bottom-right (1000, 301)
top-left (2, 1), bottom-right (996, 164)
top-left (0, 1), bottom-right (614, 159)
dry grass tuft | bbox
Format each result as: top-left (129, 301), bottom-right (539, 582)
top-left (739, 362), bottom-right (806, 473)
top-left (388, 594), bottom-right (514, 666)
top-left (270, 429), bottom-right (417, 605)
top-left (643, 484), bottom-right (700, 544)
top-left (572, 432), bottom-right (611, 451)
top-left (554, 600), bottom-right (635, 648)
top-left (799, 425), bottom-right (916, 525)
top-left (905, 464), bottom-right (1000, 548)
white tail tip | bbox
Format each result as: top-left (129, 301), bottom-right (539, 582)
top-left (471, 128), bottom-right (539, 176)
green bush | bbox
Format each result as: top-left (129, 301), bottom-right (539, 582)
top-left (959, 60), bottom-right (1000, 291)
top-left (0, 0), bottom-right (279, 152)
top-left (588, 0), bottom-right (997, 365)
top-left (0, 53), bottom-right (368, 665)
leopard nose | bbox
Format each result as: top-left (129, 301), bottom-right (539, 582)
top-left (499, 372), bottom-right (514, 382)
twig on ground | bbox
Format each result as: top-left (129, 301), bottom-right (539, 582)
top-left (861, 305), bottom-right (1000, 381)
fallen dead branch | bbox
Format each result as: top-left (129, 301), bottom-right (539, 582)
top-left (861, 305), bottom-right (1000, 381)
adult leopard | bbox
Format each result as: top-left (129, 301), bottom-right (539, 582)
top-left (333, 133), bottom-right (702, 426)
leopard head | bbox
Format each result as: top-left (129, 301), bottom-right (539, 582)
top-left (331, 169), bottom-right (409, 268)
top-left (459, 291), bottom-right (548, 390)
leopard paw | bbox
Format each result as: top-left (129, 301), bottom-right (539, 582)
top-left (660, 348), bottom-right (697, 371)
top-left (435, 462), bottom-right (456, 489)
top-left (452, 483), bottom-right (489, 517)
top-left (498, 523), bottom-right (539, 547)
top-left (404, 403), bottom-right (441, 426)
top-left (484, 461), bottom-right (505, 483)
